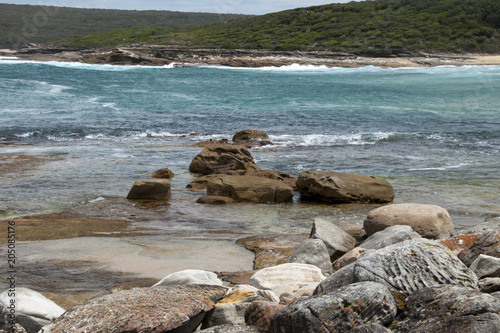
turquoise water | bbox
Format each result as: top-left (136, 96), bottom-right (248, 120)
top-left (1, 60), bottom-right (499, 225)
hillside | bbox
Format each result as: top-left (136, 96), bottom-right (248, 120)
top-left (0, 4), bottom-right (250, 49)
top-left (56, 0), bottom-right (500, 55)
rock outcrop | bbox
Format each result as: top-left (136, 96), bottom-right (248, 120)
top-left (126, 178), bottom-right (171, 200)
top-left (189, 145), bottom-right (260, 174)
top-left (296, 170), bottom-right (394, 203)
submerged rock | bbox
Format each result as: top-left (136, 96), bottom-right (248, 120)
top-left (196, 196), bottom-right (235, 205)
top-left (126, 178), bottom-right (171, 200)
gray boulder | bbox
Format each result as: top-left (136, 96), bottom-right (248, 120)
top-left (360, 225), bottom-right (421, 249)
top-left (364, 203), bottom-right (454, 239)
top-left (310, 218), bottom-right (356, 261)
top-left (269, 282), bottom-right (397, 333)
top-left (459, 230), bottom-right (500, 267)
top-left (479, 277), bottom-right (500, 293)
top-left (470, 254), bottom-right (500, 279)
top-left (126, 178), bottom-right (171, 200)
top-left (314, 263), bottom-right (356, 295)
top-left (189, 145), bottom-right (260, 174)
top-left (352, 323), bottom-right (392, 333)
top-left (287, 239), bottom-right (333, 276)
top-left (458, 215), bottom-right (500, 235)
top-left (296, 170), bottom-right (394, 203)
top-left (391, 285), bottom-right (500, 333)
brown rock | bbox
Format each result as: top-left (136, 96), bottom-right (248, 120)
top-left (296, 170), bottom-right (394, 203)
top-left (189, 145), bottom-right (260, 174)
top-left (126, 178), bottom-right (171, 200)
top-left (364, 203), bottom-right (454, 239)
top-left (438, 234), bottom-right (480, 254)
top-left (41, 285), bottom-right (227, 333)
top-left (196, 196), bottom-right (235, 205)
top-left (458, 231), bottom-right (500, 267)
top-left (233, 130), bottom-right (269, 141)
top-left (206, 175), bottom-right (294, 203)
top-left (332, 247), bottom-right (368, 271)
top-left (244, 301), bottom-right (284, 331)
top-left (186, 175), bottom-right (221, 191)
top-left (151, 168), bottom-right (174, 179)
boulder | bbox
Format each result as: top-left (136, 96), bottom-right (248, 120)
top-left (352, 323), bottom-right (392, 333)
top-left (206, 175), bottom-right (294, 203)
top-left (480, 278), bottom-right (500, 293)
top-left (233, 130), bottom-right (269, 142)
top-left (126, 178), bottom-right (171, 200)
top-left (364, 203), bottom-right (454, 239)
top-left (332, 247), bottom-right (368, 272)
top-left (0, 288), bottom-right (65, 333)
top-left (314, 263), bottom-right (356, 295)
top-left (249, 263), bottom-right (325, 297)
top-left (216, 289), bottom-right (256, 307)
top-left (354, 238), bottom-right (478, 296)
top-left (151, 167), bottom-right (174, 179)
top-left (0, 324), bottom-right (28, 333)
top-left (391, 285), bottom-right (500, 333)
top-left (286, 239), bottom-right (333, 276)
top-left (470, 254), bottom-right (500, 279)
top-left (196, 196), bottom-right (235, 205)
top-left (296, 170), bottom-right (394, 203)
top-left (458, 231), bottom-right (500, 267)
top-left (206, 302), bottom-right (250, 327)
top-left (244, 300), bottom-right (285, 331)
top-left (269, 282), bottom-right (397, 333)
top-left (189, 145), bottom-right (260, 174)
top-left (152, 270), bottom-right (224, 287)
top-left (40, 285), bottom-right (227, 333)
top-left (199, 324), bottom-right (263, 332)
top-left (359, 225), bottom-right (421, 249)
top-left (310, 218), bottom-right (356, 261)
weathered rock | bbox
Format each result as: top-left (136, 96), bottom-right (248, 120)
top-left (189, 145), bottom-right (260, 174)
top-left (391, 285), bottom-right (500, 333)
top-left (0, 288), bottom-right (65, 333)
top-left (206, 175), bottom-right (294, 203)
top-left (479, 278), bottom-right (500, 293)
top-left (364, 203), bottom-right (454, 239)
top-left (206, 302), bottom-right (250, 327)
top-left (187, 175), bottom-right (221, 191)
top-left (245, 169), bottom-right (295, 181)
top-left (458, 215), bottom-right (500, 235)
top-left (459, 231), bottom-right (500, 267)
top-left (291, 283), bottom-right (320, 297)
top-left (332, 247), bottom-right (368, 272)
top-left (249, 263), bottom-right (325, 297)
top-left (152, 270), bottom-right (224, 287)
top-left (286, 239), bottom-right (333, 276)
top-left (216, 289), bottom-right (256, 307)
top-left (200, 323), bottom-right (263, 332)
top-left (314, 263), bottom-right (356, 295)
top-left (352, 323), bottom-right (392, 333)
top-left (151, 167), bottom-right (174, 179)
top-left (245, 301), bottom-right (285, 331)
top-left (40, 285), bottom-right (227, 333)
top-left (360, 225), bottom-right (421, 249)
top-left (269, 282), bottom-right (397, 333)
top-left (196, 196), bottom-right (235, 205)
top-left (0, 324), bottom-right (27, 333)
top-left (470, 254), bottom-right (500, 279)
top-left (438, 234), bottom-right (480, 254)
top-left (233, 130), bottom-right (269, 142)
top-left (126, 178), bottom-right (171, 200)
top-left (354, 238), bottom-right (478, 296)
top-left (310, 218), bottom-right (356, 261)
top-left (296, 170), bottom-right (394, 203)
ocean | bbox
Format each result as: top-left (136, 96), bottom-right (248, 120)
top-left (0, 59), bottom-right (499, 292)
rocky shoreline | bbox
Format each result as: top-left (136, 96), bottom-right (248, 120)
top-left (2, 130), bottom-right (500, 332)
top-left (2, 44), bottom-right (500, 68)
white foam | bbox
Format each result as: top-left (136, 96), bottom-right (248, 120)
top-left (0, 59), bottom-right (178, 71)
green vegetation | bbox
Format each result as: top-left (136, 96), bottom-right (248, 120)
top-left (55, 0), bottom-right (500, 55)
top-left (0, 4), bottom-right (250, 49)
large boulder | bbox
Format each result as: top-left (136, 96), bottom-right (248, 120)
top-left (296, 170), bottom-right (394, 203)
top-left (364, 203), bottom-right (454, 239)
top-left (189, 145), bottom-right (260, 174)
top-left (126, 178), bottom-right (171, 200)
top-left (233, 130), bottom-right (269, 141)
top-left (40, 285), bottom-right (227, 333)
top-left (459, 231), bottom-right (500, 267)
top-left (310, 218), bottom-right (356, 261)
top-left (391, 285), bottom-right (500, 333)
top-left (249, 263), bottom-right (325, 297)
top-left (470, 254), bottom-right (500, 279)
top-left (152, 270), bottom-right (224, 287)
top-left (359, 225), bottom-right (421, 249)
top-left (206, 175), bottom-right (294, 203)
top-left (269, 282), bottom-right (397, 333)
top-left (286, 239), bottom-right (333, 276)
top-left (0, 288), bottom-right (65, 333)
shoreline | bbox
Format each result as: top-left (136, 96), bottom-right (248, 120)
top-left (2, 45), bottom-right (500, 68)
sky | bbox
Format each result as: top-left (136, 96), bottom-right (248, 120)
top-left (0, 0), bottom-right (353, 15)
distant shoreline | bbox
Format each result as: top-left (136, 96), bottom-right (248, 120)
top-left (2, 45), bottom-right (500, 68)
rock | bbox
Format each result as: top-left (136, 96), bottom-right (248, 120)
top-left (286, 238), bottom-right (333, 276)
top-left (152, 270), bottom-right (224, 287)
top-left (314, 263), bottom-right (356, 295)
top-left (458, 231), bottom-right (500, 267)
top-left (187, 175), bottom-right (221, 191)
top-left (206, 175), bottom-right (294, 203)
top-left (353, 238), bottom-right (478, 296)
top-left (249, 263), bottom-right (325, 297)
top-left (470, 254), bottom-right (500, 279)
top-left (391, 285), bottom-right (500, 333)
top-left (244, 301), bottom-right (284, 331)
top-left (189, 145), bottom-right (260, 174)
top-left (359, 225), bottom-right (421, 249)
top-left (296, 170), bottom-right (394, 203)
top-left (233, 130), bottom-right (269, 141)
top-left (479, 278), bottom-right (500, 293)
top-left (0, 324), bottom-right (28, 333)
top-left (40, 285), bottom-right (227, 333)
top-left (126, 178), bottom-right (171, 200)
top-left (352, 323), bottom-right (392, 333)
top-left (236, 234), bottom-right (308, 270)
top-left (310, 218), bottom-right (356, 261)
top-left (245, 169), bottom-right (295, 181)
top-left (438, 234), bottom-right (480, 254)
top-left (331, 247), bottom-right (368, 271)
top-left (291, 283), bottom-right (320, 297)
top-left (269, 282), bottom-right (397, 333)
top-left (196, 196), bottom-right (235, 205)
top-left (364, 203), bottom-right (454, 239)
top-left (216, 289), bottom-right (256, 307)
top-left (151, 167), bottom-right (174, 179)
top-left (206, 302), bottom-right (250, 327)
top-left (0, 288), bottom-right (65, 333)
top-left (200, 323), bottom-right (263, 332)
top-left (458, 215), bottom-right (500, 235)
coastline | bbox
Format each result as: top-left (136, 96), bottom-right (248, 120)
top-left (2, 45), bottom-right (500, 68)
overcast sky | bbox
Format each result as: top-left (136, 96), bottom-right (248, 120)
top-left (0, 0), bottom-right (353, 15)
